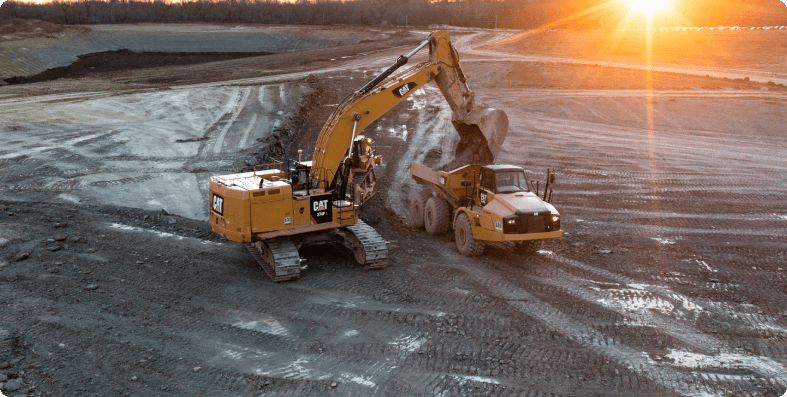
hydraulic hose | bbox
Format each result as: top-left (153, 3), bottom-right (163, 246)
top-left (357, 38), bottom-right (430, 96)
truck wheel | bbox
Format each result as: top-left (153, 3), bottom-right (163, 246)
top-left (515, 240), bottom-right (542, 254)
top-left (454, 213), bottom-right (485, 256)
top-left (411, 190), bottom-right (432, 229)
top-left (424, 197), bottom-right (450, 235)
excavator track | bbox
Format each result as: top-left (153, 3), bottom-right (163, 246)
top-left (246, 238), bottom-right (302, 282)
top-left (342, 220), bottom-right (388, 269)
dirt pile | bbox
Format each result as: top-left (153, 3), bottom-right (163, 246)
top-left (4, 49), bottom-right (274, 85)
top-left (0, 18), bottom-right (65, 35)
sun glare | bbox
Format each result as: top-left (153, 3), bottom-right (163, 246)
top-left (624, 0), bottom-right (672, 17)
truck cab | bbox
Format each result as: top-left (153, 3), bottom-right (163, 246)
top-left (410, 162), bottom-right (562, 256)
top-left (478, 165), bottom-right (530, 202)
top-left (474, 165), bottom-right (560, 237)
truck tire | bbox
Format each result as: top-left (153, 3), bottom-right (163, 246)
top-left (515, 240), bottom-right (542, 254)
top-left (411, 190), bottom-right (432, 229)
top-left (454, 213), bottom-right (485, 256)
top-left (424, 197), bottom-right (450, 235)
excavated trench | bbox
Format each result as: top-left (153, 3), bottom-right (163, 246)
top-left (3, 49), bottom-right (273, 85)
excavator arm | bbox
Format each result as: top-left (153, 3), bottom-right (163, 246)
top-left (310, 31), bottom-right (508, 191)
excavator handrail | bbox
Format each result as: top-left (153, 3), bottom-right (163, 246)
top-left (253, 161), bottom-right (283, 177)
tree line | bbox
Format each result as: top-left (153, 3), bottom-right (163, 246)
top-left (0, 0), bottom-right (627, 30)
top-left (1, 0), bottom-right (785, 29)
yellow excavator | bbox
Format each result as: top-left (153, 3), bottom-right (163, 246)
top-left (208, 31), bottom-right (508, 281)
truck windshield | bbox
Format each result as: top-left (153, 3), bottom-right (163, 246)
top-left (495, 171), bottom-right (529, 193)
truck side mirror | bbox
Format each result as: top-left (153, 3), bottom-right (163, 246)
top-left (549, 174), bottom-right (555, 184)
top-left (461, 180), bottom-right (472, 187)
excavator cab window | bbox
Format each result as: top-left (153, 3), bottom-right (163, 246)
top-left (291, 162), bottom-right (313, 193)
top-left (351, 136), bottom-right (368, 168)
top-left (350, 136), bottom-right (375, 169)
top-left (351, 140), bottom-right (362, 168)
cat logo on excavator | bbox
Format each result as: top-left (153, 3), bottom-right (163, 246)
top-left (310, 194), bottom-right (333, 224)
top-left (393, 82), bottom-right (418, 98)
top-left (212, 194), bottom-right (223, 215)
top-left (313, 200), bottom-right (328, 214)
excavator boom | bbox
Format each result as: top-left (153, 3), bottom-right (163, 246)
top-left (311, 31), bottom-right (508, 183)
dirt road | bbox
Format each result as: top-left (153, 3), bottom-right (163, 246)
top-left (483, 29), bottom-right (787, 86)
top-left (1, 26), bottom-right (786, 397)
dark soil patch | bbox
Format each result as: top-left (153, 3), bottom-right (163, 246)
top-left (3, 49), bottom-right (273, 85)
top-left (254, 75), bottom-right (324, 166)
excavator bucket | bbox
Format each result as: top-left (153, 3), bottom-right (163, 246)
top-left (448, 107), bottom-right (509, 169)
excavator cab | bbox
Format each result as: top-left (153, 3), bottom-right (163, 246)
top-left (289, 161), bottom-right (314, 192)
top-left (349, 135), bottom-right (381, 170)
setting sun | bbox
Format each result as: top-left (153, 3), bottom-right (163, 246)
top-left (623, 0), bottom-right (672, 16)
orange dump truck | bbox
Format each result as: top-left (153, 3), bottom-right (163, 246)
top-left (410, 163), bottom-right (562, 256)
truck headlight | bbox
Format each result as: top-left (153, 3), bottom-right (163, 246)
top-left (550, 215), bottom-right (560, 230)
top-left (503, 215), bottom-right (519, 233)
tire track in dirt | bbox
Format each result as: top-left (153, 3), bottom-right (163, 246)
top-left (512, 115), bottom-right (787, 168)
top-left (211, 87), bottom-right (251, 155)
top-left (118, 235), bottom-right (649, 396)
top-left (484, 87), bottom-right (787, 100)
top-left (559, 205), bottom-right (787, 221)
top-left (536, 264), bottom-right (786, 355)
top-left (513, 248), bottom-right (787, 389)
top-left (67, 252), bottom-right (524, 394)
top-left (5, 243), bottom-right (405, 395)
top-left (339, 245), bottom-right (660, 393)
top-left (564, 220), bottom-right (787, 238)
top-left (499, 106), bottom-right (787, 166)
top-left (464, 49), bottom-right (787, 86)
top-left (383, 205), bottom-right (786, 394)
top-left (444, 251), bottom-right (787, 396)
top-left (198, 89), bottom-right (244, 158)
top-left (0, 290), bottom-right (259, 395)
